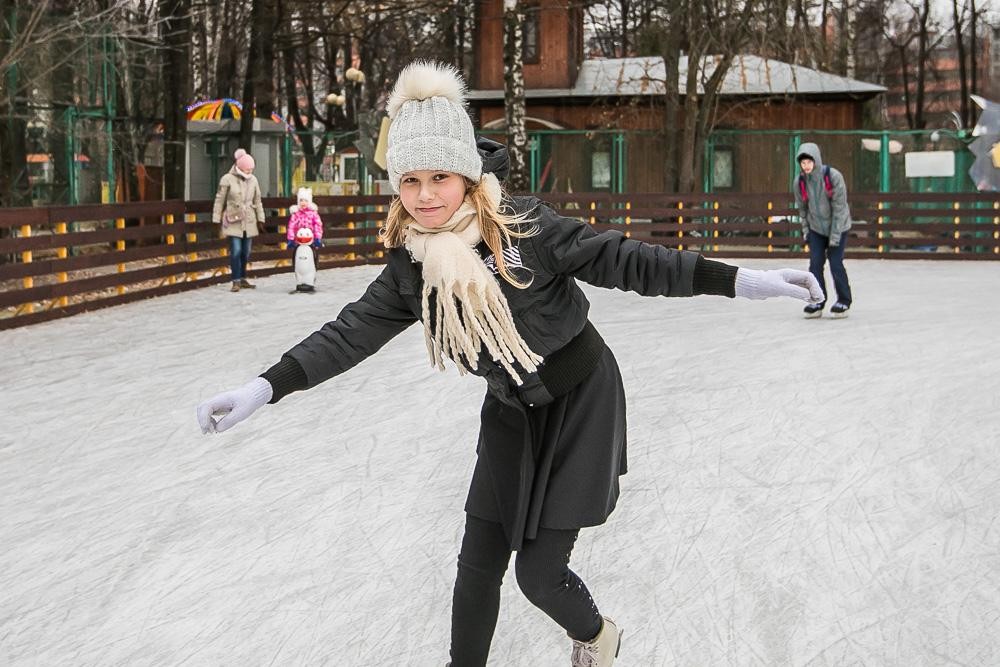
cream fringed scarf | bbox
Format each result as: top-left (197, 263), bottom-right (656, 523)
top-left (404, 176), bottom-right (542, 385)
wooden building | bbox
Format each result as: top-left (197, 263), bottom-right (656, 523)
top-left (468, 0), bottom-right (886, 192)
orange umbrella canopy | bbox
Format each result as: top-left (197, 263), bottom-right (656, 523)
top-left (186, 99), bottom-right (292, 130)
top-left (187, 98), bottom-right (243, 120)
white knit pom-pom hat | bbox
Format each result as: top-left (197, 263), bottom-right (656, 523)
top-left (385, 61), bottom-right (482, 193)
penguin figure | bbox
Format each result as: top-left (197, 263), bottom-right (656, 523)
top-left (292, 227), bottom-right (317, 293)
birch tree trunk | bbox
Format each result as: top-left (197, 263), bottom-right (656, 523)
top-left (503, 0), bottom-right (529, 192)
top-left (912, 0), bottom-right (930, 129)
top-left (952, 0), bottom-right (969, 129)
top-left (969, 0), bottom-right (978, 127)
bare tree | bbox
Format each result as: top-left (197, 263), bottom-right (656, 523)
top-left (0, 0), bottom-right (143, 205)
top-left (883, 0), bottom-right (944, 129)
top-left (952, 0), bottom-right (970, 127)
top-left (681, 0), bottom-right (760, 191)
top-left (239, 0), bottom-right (278, 148)
top-left (160, 0), bottom-right (191, 199)
top-left (503, 0), bottom-right (528, 191)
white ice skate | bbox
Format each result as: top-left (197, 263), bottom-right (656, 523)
top-left (570, 616), bottom-right (622, 667)
top-left (291, 227), bottom-right (317, 293)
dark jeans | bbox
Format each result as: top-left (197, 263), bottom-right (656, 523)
top-left (807, 229), bottom-right (852, 306)
top-left (229, 234), bottom-right (252, 281)
top-left (449, 514), bottom-right (601, 667)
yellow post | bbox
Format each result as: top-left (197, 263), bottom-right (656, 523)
top-left (55, 222), bottom-right (69, 307)
top-left (677, 201), bottom-right (684, 251)
top-left (217, 215), bottom-right (229, 278)
top-left (20, 224), bottom-right (33, 315)
top-left (876, 201), bottom-right (885, 254)
top-left (165, 214), bottom-right (176, 284)
top-left (712, 201), bottom-right (719, 252)
top-left (347, 205), bottom-right (356, 260)
top-left (589, 201), bottom-right (596, 225)
top-left (277, 207), bottom-right (287, 237)
top-left (994, 201), bottom-right (999, 255)
top-left (767, 201), bottom-right (774, 253)
top-left (185, 213), bottom-right (199, 281)
top-left (624, 201), bottom-right (631, 238)
top-left (116, 217), bottom-right (126, 295)
top-left (276, 207), bottom-right (290, 267)
top-left (953, 201), bottom-right (960, 254)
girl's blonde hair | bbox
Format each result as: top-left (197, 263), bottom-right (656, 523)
top-left (380, 177), bottom-right (536, 287)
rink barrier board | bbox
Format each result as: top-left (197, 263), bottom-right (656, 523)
top-left (1, 193), bottom-right (997, 329)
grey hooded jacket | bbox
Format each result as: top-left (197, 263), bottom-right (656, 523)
top-left (794, 142), bottom-right (851, 246)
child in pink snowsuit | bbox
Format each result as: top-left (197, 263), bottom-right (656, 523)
top-left (286, 187), bottom-right (323, 263)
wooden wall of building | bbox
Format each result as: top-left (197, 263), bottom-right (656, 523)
top-left (475, 98), bottom-right (870, 193)
top-left (476, 98), bottom-right (865, 132)
top-left (474, 0), bottom-right (582, 90)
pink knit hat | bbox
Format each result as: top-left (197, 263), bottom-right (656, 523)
top-left (234, 148), bottom-right (255, 172)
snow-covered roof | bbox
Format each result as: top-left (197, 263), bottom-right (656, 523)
top-left (467, 54), bottom-right (886, 100)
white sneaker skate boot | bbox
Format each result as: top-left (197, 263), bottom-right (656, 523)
top-left (570, 616), bottom-right (622, 666)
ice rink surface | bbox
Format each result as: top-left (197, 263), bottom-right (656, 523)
top-left (2, 258), bottom-right (999, 666)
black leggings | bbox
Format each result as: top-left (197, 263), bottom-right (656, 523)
top-left (449, 514), bottom-right (602, 667)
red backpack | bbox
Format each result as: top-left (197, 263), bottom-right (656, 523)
top-left (798, 165), bottom-right (833, 203)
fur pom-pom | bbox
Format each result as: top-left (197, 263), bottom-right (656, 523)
top-left (386, 61), bottom-right (467, 120)
top-left (234, 148), bottom-right (247, 159)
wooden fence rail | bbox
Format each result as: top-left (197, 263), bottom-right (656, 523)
top-left (1, 192), bottom-right (998, 330)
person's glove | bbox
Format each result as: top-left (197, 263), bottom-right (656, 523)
top-left (735, 268), bottom-right (823, 302)
top-left (197, 377), bottom-right (273, 434)
top-left (285, 240), bottom-right (294, 250)
top-left (311, 239), bottom-right (322, 248)
top-left (829, 234), bottom-right (841, 247)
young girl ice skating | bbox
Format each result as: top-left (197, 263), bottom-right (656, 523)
top-left (286, 187), bottom-right (323, 262)
top-left (197, 61), bottom-right (822, 667)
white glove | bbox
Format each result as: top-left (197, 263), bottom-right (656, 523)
top-left (197, 377), bottom-right (273, 434)
top-left (735, 268), bottom-right (823, 303)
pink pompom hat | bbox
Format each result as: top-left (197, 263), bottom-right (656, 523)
top-left (234, 148), bottom-right (255, 172)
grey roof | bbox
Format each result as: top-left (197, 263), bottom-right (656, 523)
top-left (467, 54), bottom-right (886, 101)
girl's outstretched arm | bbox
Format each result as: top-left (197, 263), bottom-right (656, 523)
top-left (525, 199), bottom-right (819, 302)
top-left (196, 264), bottom-right (418, 433)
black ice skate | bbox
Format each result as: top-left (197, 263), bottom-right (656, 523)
top-left (830, 302), bottom-right (850, 318)
top-left (803, 302), bottom-right (824, 318)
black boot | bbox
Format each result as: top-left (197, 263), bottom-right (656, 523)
top-left (803, 302), bottom-right (823, 318)
top-left (830, 302), bottom-right (850, 318)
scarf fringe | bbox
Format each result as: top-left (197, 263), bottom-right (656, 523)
top-left (406, 193), bottom-right (542, 385)
top-left (420, 279), bottom-right (542, 385)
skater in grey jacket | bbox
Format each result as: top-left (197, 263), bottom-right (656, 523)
top-left (794, 142), bottom-right (853, 318)
top-left (197, 62), bottom-right (823, 667)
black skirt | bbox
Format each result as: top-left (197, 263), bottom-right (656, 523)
top-left (465, 346), bottom-right (628, 550)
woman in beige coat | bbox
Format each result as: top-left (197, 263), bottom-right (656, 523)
top-left (212, 148), bottom-right (266, 292)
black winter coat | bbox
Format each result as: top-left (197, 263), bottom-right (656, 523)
top-left (264, 141), bottom-right (736, 549)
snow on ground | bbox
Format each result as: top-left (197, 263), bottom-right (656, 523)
top-left (1, 258), bottom-right (998, 666)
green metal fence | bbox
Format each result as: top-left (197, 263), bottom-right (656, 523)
top-left (474, 128), bottom-right (979, 196)
top-left (705, 129), bottom-right (975, 195)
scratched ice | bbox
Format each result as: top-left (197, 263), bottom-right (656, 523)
top-left (1, 259), bottom-right (998, 666)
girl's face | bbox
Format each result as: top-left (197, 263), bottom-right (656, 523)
top-left (298, 199), bottom-right (309, 208)
top-left (398, 171), bottom-right (467, 228)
